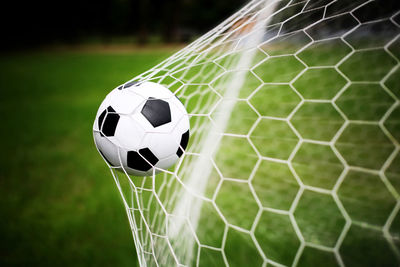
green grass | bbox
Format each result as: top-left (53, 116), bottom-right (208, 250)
top-left (0, 49), bottom-right (174, 266)
top-left (1, 42), bottom-right (399, 267)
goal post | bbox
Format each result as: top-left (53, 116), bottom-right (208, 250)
top-left (108, 0), bottom-right (400, 266)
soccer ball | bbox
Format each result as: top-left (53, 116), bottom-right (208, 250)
top-left (93, 81), bottom-right (190, 176)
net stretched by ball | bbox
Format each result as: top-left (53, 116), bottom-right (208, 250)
top-left (94, 0), bottom-right (400, 266)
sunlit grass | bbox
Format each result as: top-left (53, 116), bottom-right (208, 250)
top-left (0, 49), bottom-right (174, 266)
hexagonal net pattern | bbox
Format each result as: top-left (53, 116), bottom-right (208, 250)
top-left (106, 0), bottom-right (400, 266)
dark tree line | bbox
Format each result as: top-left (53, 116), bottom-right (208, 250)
top-left (1, 0), bottom-right (398, 49)
top-left (0, 0), bottom-right (247, 49)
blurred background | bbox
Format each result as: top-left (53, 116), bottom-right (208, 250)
top-left (0, 0), bottom-right (398, 50)
top-left (0, 0), bottom-right (248, 49)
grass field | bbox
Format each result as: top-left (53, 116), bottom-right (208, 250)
top-left (1, 42), bottom-right (399, 267)
top-left (0, 48), bottom-right (176, 266)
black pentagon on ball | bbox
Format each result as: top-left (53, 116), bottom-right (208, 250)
top-left (176, 130), bottom-right (190, 157)
top-left (98, 109), bottom-right (107, 129)
top-left (98, 106), bottom-right (120, 137)
top-left (141, 97), bottom-right (171, 127)
top-left (127, 148), bottom-right (159, 172)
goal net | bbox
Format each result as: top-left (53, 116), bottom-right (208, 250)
top-left (108, 0), bottom-right (400, 266)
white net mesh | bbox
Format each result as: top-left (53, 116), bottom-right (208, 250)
top-left (107, 0), bottom-right (400, 266)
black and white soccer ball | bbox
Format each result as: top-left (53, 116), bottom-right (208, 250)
top-left (93, 81), bottom-right (190, 176)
